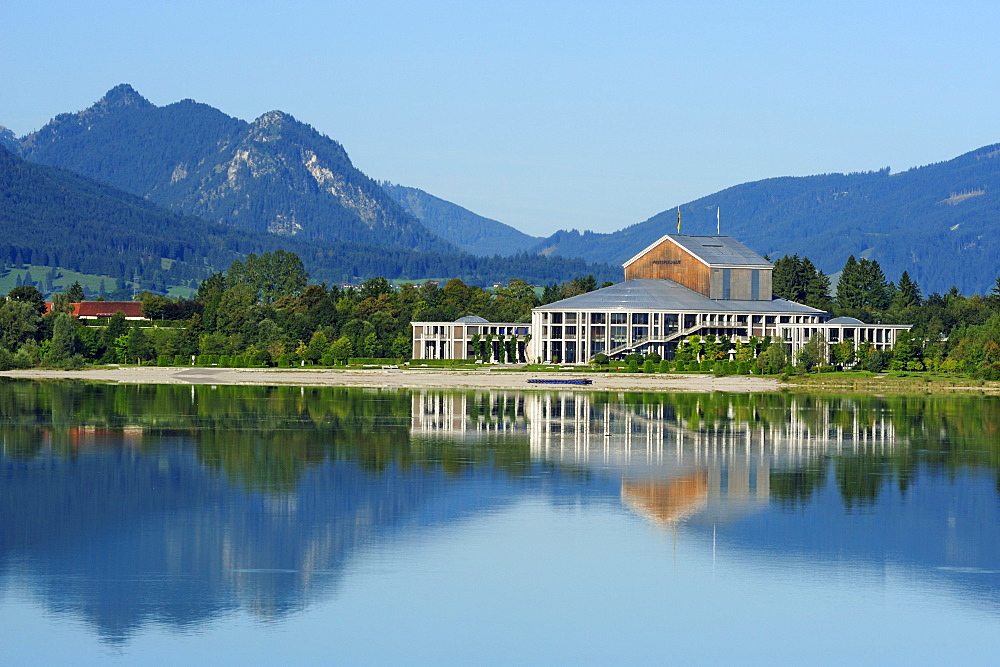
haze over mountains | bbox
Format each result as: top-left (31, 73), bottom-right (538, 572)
top-left (3, 84), bottom-right (999, 295)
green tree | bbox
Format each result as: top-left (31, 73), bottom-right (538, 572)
top-left (561, 275), bottom-right (598, 298)
top-left (330, 336), bottom-right (354, 364)
top-left (66, 281), bottom-right (86, 302)
top-left (46, 313), bottom-right (76, 367)
top-left (363, 332), bottom-right (380, 357)
top-left (894, 271), bottom-right (922, 309)
top-left (0, 300), bottom-right (41, 352)
top-left (6, 285), bottom-right (46, 315)
top-left (215, 285), bottom-right (258, 336)
top-left (796, 332), bottom-right (828, 372)
top-left (757, 343), bottom-right (789, 374)
top-left (49, 292), bottom-right (74, 315)
top-left (304, 330), bottom-right (329, 364)
top-left (99, 311), bottom-right (129, 362)
top-left (773, 255), bottom-right (832, 310)
top-left (390, 333), bottom-right (411, 359)
top-left (890, 330), bottom-right (922, 370)
top-left (831, 340), bottom-right (856, 368)
top-left (125, 323), bottom-right (153, 364)
top-left (358, 277), bottom-right (394, 302)
top-left (492, 279), bottom-right (540, 322)
top-left (227, 250), bottom-right (308, 304)
top-left (702, 334), bottom-right (722, 361)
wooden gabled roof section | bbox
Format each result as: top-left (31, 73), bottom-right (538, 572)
top-left (623, 234), bottom-right (772, 270)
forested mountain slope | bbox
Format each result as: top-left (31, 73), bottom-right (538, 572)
top-left (0, 145), bottom-right (254, 291)
top-left (381, 182), bottom-right (541, 256)
top-left (0, 146), bottom-right (618, 292)
top-left (14, 85), bottom-right (455, 253)
top-left (531, 147), bottom-right (1000, 294)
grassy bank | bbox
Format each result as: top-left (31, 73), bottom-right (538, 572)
top-left (784, 370), bottom-right (1000, 394)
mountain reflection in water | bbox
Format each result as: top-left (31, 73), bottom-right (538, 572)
top-left (1, 381), bottom-right (999, 648)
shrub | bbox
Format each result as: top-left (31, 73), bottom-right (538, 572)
top-left (658, 359), bottom-right (670, 373)
top-left (712, 360), bottom-right (733, 376)
top-left (626, 359), bottom-right (640, 373)
top-left (642, 359), bottom-right (656, 373)
top-left (975, 364), bottom-right (1000, 381)
top-left (863, 350), bottom-right (891, 372)
top-left (592, 353), bottom-right (610, 367)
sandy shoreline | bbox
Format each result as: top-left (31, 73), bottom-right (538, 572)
top-left (0, 366), bottom-right (781, 393)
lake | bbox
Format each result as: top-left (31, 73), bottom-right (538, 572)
top-left (1, 381), bottom-right (999, 664)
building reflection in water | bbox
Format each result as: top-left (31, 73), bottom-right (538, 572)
top-left (4, 383), bottom-right (996, 646)
top-left (412, 390), bottom-right (897, 526)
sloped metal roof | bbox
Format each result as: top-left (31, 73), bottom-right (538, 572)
top-left (455, 315), bottom-right (489, 323)
top-left (623, 234), bottom-right (772, 269)
top-left (827, 316), bottom-right (866, 324)
top-left (534, 279), bottom-right (826, 315)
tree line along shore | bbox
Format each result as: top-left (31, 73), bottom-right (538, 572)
top-left (1, 250), bottom-right (999, 381)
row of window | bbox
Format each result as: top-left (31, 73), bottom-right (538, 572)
top-left (414, 325), bottom-right (529, 336)
top-left (540, 311), bottom-right (821, 326)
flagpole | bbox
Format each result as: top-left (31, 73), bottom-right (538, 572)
top-left (676, 206), bottom-right (681, 233)
top-left (717, 207), bottom-right (720, 235)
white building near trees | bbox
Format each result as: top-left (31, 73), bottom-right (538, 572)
top-left (411, 234), bottom-right (910, 365)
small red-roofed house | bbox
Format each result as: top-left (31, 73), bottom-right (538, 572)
top-left (44, 301), bottom-right (147, 320)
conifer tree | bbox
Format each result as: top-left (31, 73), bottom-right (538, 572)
top-left (46, 313), bottom-right (75, 367)
top-left (66, 281), bottom-right (85, 302)
top-left (894, 271), bottom-right (922, 309)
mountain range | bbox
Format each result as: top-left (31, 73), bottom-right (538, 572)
top-left (524, 153), bottom-right (1000, 294)
top-left (381, 182), bottom-right (541, 256)
top-left (14, 85), bottom-right (452, 253)
top-left (380, 146), bottom-right (1000, 295)
top-left (0, 86), bottom-right (617, 292)
top-left (0, 144), bottom-right (617, 292)
top-left (4, 84), bottom-right (1000, 295)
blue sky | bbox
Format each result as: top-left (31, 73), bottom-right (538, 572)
top-left (3, 1), bottom-right (999, 236)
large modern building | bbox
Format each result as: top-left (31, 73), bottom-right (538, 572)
top-left (411, 234), bottom-right (910, 365)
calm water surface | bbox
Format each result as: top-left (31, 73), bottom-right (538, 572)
top-left (1, 382), bottom-right (999, 664)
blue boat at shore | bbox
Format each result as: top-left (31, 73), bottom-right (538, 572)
top-left (527, 378), bottom-right (593, 385)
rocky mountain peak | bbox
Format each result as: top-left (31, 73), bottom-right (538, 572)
top-left (0, 125), bottom-right (17, 149)
top-left (95, 84), bottom-right (153, 112)
top-left (255, 110), bottom-right (289, 127)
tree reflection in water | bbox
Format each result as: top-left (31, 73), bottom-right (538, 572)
top-left (0, 379), bottom-right (998, 644)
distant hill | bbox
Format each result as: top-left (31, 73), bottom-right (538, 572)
top-left (14, 85), bottom-right (455, 254)
top-left (0, 144), bottom-right (252, 292)
top-left (16, 83), bottom-right (994, 294)
top-left (0, 146), bottom-right (618, 293)
top-left (381, 182), bottom-right (541, 256)
top-left (530, 148), bottom-right (1000, 295)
